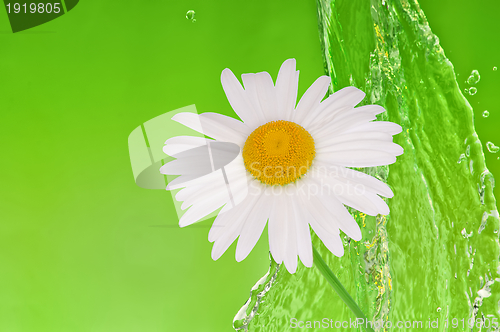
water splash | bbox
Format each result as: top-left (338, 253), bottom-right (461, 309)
top-left (234, 0), bottom-right (499, 330)
top-left (467, 70), bottom-right (481, 85)
top-left (186, 10), bottom-right (196, 23)
top-left (487, 142), bottom-right (500, 154)
top-left (233, 260), bottom-right (280, 331)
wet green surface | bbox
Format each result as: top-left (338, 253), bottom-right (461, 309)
top-left (237, 0), bottom-right (500, 331)
top-left (1, 0), bottom-right (499, 331)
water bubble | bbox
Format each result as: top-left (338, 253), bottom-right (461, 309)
top-left (464, 88), bottom-right (469, 94)
top-left (461, 228), bottom-right (473, 238)
top-left (467, 70), bottom-right (480, 84)
top-left (494, 67), bottom-right (498, 71)
top-left (437, 307), bottom-right (442, 312)
top-left (483, 110), bottom-right (490, 118)
top-left (186, 10), bottom-right (196, 22)
top-left (468, 87), bottom-right (477, 95)
top-left (486, 141), bottom-right (500, 153)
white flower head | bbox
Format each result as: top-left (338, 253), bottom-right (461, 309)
top-left (160, 59), bottom-right (403, 274)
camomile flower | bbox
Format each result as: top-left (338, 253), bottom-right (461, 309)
top-left (160, 59), bottom-right (403, 274)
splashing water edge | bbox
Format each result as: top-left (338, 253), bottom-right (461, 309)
top-left (233, 0), bottom-right (500, 331)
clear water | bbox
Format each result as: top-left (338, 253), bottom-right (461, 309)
top-left (233, 0), bottom-right (500, 330)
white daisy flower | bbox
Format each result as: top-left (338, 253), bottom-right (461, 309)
top-left (160, 59), bottom-right (403, 274)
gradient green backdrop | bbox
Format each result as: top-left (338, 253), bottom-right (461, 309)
top-left (0, 1), bottom-right (498, 331)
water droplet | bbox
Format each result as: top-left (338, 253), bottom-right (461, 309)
top-left (464, 88), bottom-right (469, 94)
top-left (483, 110), bottom-right (490, 118)
top-left (486, 141), bottom-right (500, 153)
top-left (494, 66), bottom-right (498, 71)
top-left (494, 229), bottom-right (498, 234)
top-left (437, 307), bottom-right (441, 312)
top-left (467, 70), bottom-right (480, 84)
top-left (186, 10), bottom-right (196, 22)
top-left (461, 228), bottom-right (473, 238)
top-left (468, 87), bottom-right (477, 95)
top-left (419, 79), bottom-right (424, 84)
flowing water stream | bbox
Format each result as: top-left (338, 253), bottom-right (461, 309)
top-left (233, 0), bottom-right (500, 331)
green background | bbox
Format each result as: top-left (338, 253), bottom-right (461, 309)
top-left (0, 0), bottom-right (498, 331)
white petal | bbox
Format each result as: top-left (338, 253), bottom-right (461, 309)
top-left (317, 140), bottom-right (404, 156)
top-left (275, 59), bottom-right (299, 121)
top-left (235, 191), bottom-right (272, 261)
top-left (316, 131), bottom-right (393, 149)
top-left (366, 193), bottom-right (390, 215)
top-left (208, 196), bottom-right (251, 242)
top-left (175, 184), bottom-right (204, 203)
top-left (163, 143), bottom-right (242, 190)
top-left (221, 68), bottom-right (261, 129)
top-left (298, 180), bottom-right (361, 241)
top-left (160, 157), bottom-right (212, 176)
top-left (211, 193), bottom-right (261, 260)
top-left (313, 190), bottom-right (363, 241)
top-left (211, 222), bottom-right (244, 261)
top-left (316, 149), bottom-right (397, 167)
top-left (165, 174), bottom-right (199, 189)
top-left (162, 142), bottom-right (237, 176)
top-left (297, 187), bottom-right (340, 236)
top-left (323, 106), bottom-right (386, 131)
top-left (309, 218), bottom-right (345, 257)
top-left (241, 72), bottom-right (277, 123)
top-left (301, 86), bottom-right (365, 129)
top-left (179, 179), bottom-right (227, 210)
top-left (178, 189), bottom-right (229, 227)
top-left (171, 112), bottom-right (249, 145)
top-left (223, 155), bottom-right (252, 205)
top-left (283, 194), bottom-right (298, 274)
top-left (321, 177), bottom-right (380, 216)
top-left (354, 104), bottom-right (386, 116)
top-left (312, 113), bottom-right (377, 140)
top-left (294, 75), bottom-right (331, 124)
top-left (207, 177), bottom-right (261, 244)
top-left (313, 162), bottom-right (394, 198)
top-left (163, 136), bottom-right (208, 156)
top-left (199, 113), bottom-right (251, 145)
top-left (166, 166), bottom-right (222, 190)
top-left (344, 121), bottom-right (403, 135)
top-left (268, 192), bottom-right (285, 263)
top-left (290, 190), bottom-right (313, 268)
top-left (296, 221), bottom-right (313, 267)
top-left (296, 188), bottom-right (345, 256)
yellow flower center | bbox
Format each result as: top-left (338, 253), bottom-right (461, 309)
top-left (242, 120), bottom-right (315, 186)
